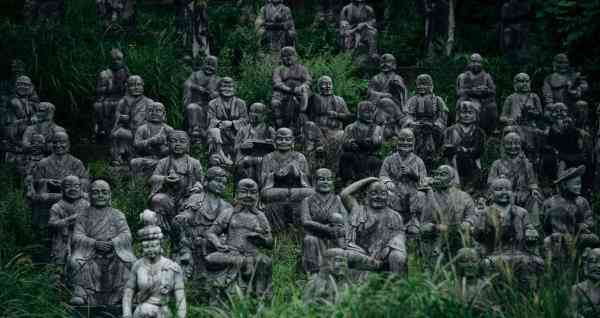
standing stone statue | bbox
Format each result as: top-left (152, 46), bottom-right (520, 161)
top-left (176, 0), bottom-right (209, 58)
top-left (69, 180), bottom-right (136, 306)
top-left (338, 101), bottom-right (383, 186)
top-left (301, 168), bottom-right (348, 274)
top-left (205, 179), bottom-right (273, 299)
top-left (183, 55), bottom-right (220, 144)
top-left (271, 47), bottom-right (312, 138)
top-left (3, 76), bottom-right (39, 166)
top-left (23, 0), bottom-right (65, 25)
top-left (255, 0), bottom-right (297, 52)
top-left (542, 54), bottom-right (588, 115)
top-left (339, 0), bottom-right (378, 57)
top-left (456, 53), bottom-right (498, 135)
top-left (368, 54), bottom-right (408, 110)
top-left (130, 102), bottom-right (174, 177)
top-left (443, 101), bottom-right (485, 192)
top-left (380, 128), bottom-right (427, 223)
top-left (500, 0), bottom-right (530, 64)
top-left (110, 75), bottom-right (153, 167)
top-left (48, 175), bottom-right (90, 274)
top-left (404, 74), bottom-right (448, 169)
top-left (97, 0), bottom-right (136, 30)
top-left (95, 48), bottom-right (130, 141)
top-left (569, 248), bottom-right (600, 318)
top-left (123, 210), bottom-right (186, 318)
top-left (260, 128), bottom-right (314, 231)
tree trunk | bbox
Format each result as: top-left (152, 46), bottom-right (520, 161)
top-left (446, 0), bottom-right (455, 56)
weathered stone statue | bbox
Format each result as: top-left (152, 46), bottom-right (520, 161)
top-left (375, 96), bottom-right (407, 140)
top-left (95, 48), bottom-right (130, 141)
top-left (328, 177), bottom-right (407, 275)
top-left (368, 54), bottom-right (408, 110)
top-left (380, 128), bottom-right (427, 223)
top-left (339, 0), bottom-right (378, 57)
top-left (443, 100), bottom-right (485, 192)
top-left (456, 53), bottom-right (497, 135)
top-left (301, 168), bottom-right (348, 274)
top-left (97, 0), bottom-right (136, 30)
top-left (173, 166), bottom-right (229, 279)
top-left (22, 101), bottom-right (65, 158)
top-left (69, 180), bottom-right (136, 306)
top-left (500, 0), bottom-right (530, 64)
top-left (130, 102), bottom-right (174, 177)
top-left (123, 210), bottom-right (186, 318)
top-left (205, 178), bottom-right (273, 298)
top-left (303, 250), bottom-right (351, 305)
top-left (23, 0), bottom-right (65, 24)
top-left (543, 166), bottom-right (599, 264)
top-left (110, 75), bottom-right (153, 167)
top-left (271, 47), bottom-right (312, 138)
top-left (451, 247), bottom-right (493, 310)
top-left (570, 248), bottom-right (600, 318)
top-left (260, 128), bottom-right (313, 231)
top-left (542, 54), bottom-right (588, 114)
top-left (23, 134), bottom-right (46, 200)
top-left (176, 0), bottom-right (209, 58)
top-left (183, 55), bottom-right (220, 144)
top-left (3, 76), bottom-right (39, 167)
top-left (315, 0), bottom-right (341, 24)
top-left (404, 74), bottom-right (448, 168)
top-left (488, 132), bottom-right (542, 226)
top-left (255, 0), bottom-right (297, 51)
top-left (48, 175), bottom-right (90, 273)
top-left (415, 165), bottom-right (477, 265)
top-left (338, 101), bottom-right (383, 186)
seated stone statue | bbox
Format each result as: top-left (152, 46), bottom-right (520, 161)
top-left (130, 102), bottom-right (174, 177)
top-left (3, 75), bottom-right (38, 167)
top-left (69, 180), bottom-right (136, 306)
top-left (569, 248), bottom-right (600, 318)
top-left (205, 179), bottom-right (273, 299)
top-left (404, 74), bottom-right (448, 169)
top-left (255, 0), bottom-right (296, 51)
top-left (368, 54), bottom-right (408, 110)
top-left (338, 101), bottom-right (383, 186)
top-left (260, 128), bottom-right (314, 231)
top-left (542, 54), bottom-right (588, 120)
top-left (339, 0), bottom-right (377, 57)
top-left (301, 168), bottom-right (348, 274)
top-left (110, 75), bottom-right (153, 167)
top-left (123, 210), bottom-right (186, 318)
top-left (183, 55), bottom-right (220, 144)
top-left (22, 101), bottom-right (66, 157)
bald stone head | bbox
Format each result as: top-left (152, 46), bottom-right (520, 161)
top-left (90, 180), bottom-right (111, 208)
top-left (275, 128), bottom-right (294, 152)
top-left (315, 168), bottom-right (334, 194)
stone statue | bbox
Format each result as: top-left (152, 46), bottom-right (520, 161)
top-left (368, 54), bottom-right (408, 110)
top-left (21, 101), bottom-right (65, 158)
top-left (443, 100), bottom-right (485, 192)
top-left (260, 128), bottom-right (314, 231)
top-left (451, 247), bottom-right (493, 310)
top-left (69, 180), bottom-right (136, 306)
top-left (271, 47), bottom-right (312, 139)
top-left (380, 128), bottom-right (427, 224)
top-left (543, 166), bottom-right (599, 264)
top-left (96, 0), bottom-right (136, 30)
top-left (570, 248), bottom-right (600, 318)
top-left (488, 132), bottom-right (542, 227)
top-left (542, 54), bottom-right (588, 116)
top-left (23, 134), bottom-right (46, 201)
top-left (48, 175), bottom-right (90, 274)
top-left (404, 74), bottom-right (448, 169)
top-left (110, 75), bottom-right (153, 167)
top-left (123, 210), bottom-right (186, 318)
top-left (205, 178), bottom-right (273, 299)
top-left (94, 48), bottom-right (130, 141)
top-left (130, 102), bottom-right (174, 177)
top-left (339, 0), bottom-right (378, 57)
top-left (303, 250), bottom-right (351, 305)
top-left (23, 0), bottom-right (65, 25)
top-left (338, 101), bottom-right (383, 186)
top-left (456, 53), bottom-right (497, 135)
top-left (500, 0), bottom-right (530, 64)
top-left (173, 166), bottom-right (230, 279)
top-left (500, 73), bottom-right (544, 163)
top-left (375, 96), bottom-right (407, 140)
top-left (255, 0), bottom-right (296, 52)
top-left (183, 55), bottom-right (220, 144)
top-left (328, 177), bottom-right (407, 275)
top-left (301, 168), bottom-right (348, 274)
top-left (176, 0), bottom-right (209, 58)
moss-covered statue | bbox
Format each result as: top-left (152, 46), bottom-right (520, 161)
top-left (255, 0), bottom-right (297, 52)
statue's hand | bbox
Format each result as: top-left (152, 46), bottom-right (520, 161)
top-left (95, 240), bottom-right (113, 253)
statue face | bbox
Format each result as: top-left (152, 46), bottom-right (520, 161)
top-left (53, 134), bottom-right (70, 155)
top-left (35, 107), bottom-right (51, 122)
top-left (503, 134), bottom-right (521, 158)
top-left (416, 75), bottom-right (433, 95)
top-left (457, 254), bottom-right (479, 278)
top-left (148, 105), bottom-right (165, 123)
top-left (381, 58), bottom-right (396, 73)
top-left (329, 255), bottom-right (348, 276)
top-left (237, 181), bottom-right (259, 208)
top-left (315, 169), bottom-right (333, 194)
top-left (551, 104), bottom-right (569, 121)
top-left (357, 104), bottom-right (375, 124)
top-left (248, 106), bottom-right (265, 125)
top-left (63, 178), bottom-right (82, 201)
top-left (319, 78), bottom-right (333, 96)
top-left (584, 249), bottom-right (600, 281)
top-left (397, 130), bottom-right (415, 154)
top-left (90, 181), bottom-right (111, 208)
top-left (275, 130), bottom-right (294, 152)
top-left (432, 166), bottom-right (452, 190)
top-left (169, 134), bottom-right (189, 156)
top-left (563, 176), bottom-right (582, 196)
top-left (459, 107), bottom-right (477, 124)
top-left (281, 51), bottom-right (296, 67)
top-left (15, 78), bottom-right (33, 97)
top-left (219, 81), bottom-right (235, 98)
top-left (142, 240), bottom-right (161, 259)
top-left (367, 182), bottom-right (388, 209)
top-left (491, 180), bottom-right (512, 205)
top-left (127, 77), bottom-right (144, 96)
top-left (514, 74), bottom-right (530, 93)
top-left (207, 173), bottom-right (228, 195)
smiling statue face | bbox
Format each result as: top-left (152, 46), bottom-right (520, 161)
top-left (315, 169), bottom-right (333, 194)
top-left (142, 240), bottom-right (161, 259)
top-left (237, 179), bottom-right (259, 208)
top-left (148, 104), bottom-right (165, 123)
top-left (219, 78), bottom-right (235, 98)
top-left (397, 128), bottom-right (415, 155)
top-left (62, 176), bottom-right (82, 201)
top-left (367, 182), bottom-right (388, 210)
top-left (207, 168), bottom-right (228, 195)
top-left (513, 73), bottom-right (530, 93)
top-left (431, 166), bottom-right (453, 190)
top-left (459, 104), bottom-right (477, 124)
top-left (503, 133), bottom-right (521, 158)
top-left (15, 76), bottom-right (33, 97)
top-left (491, 178), bottom-right (512, 206)
top-left (275, 128), bottom-right (294, 152)
top-left (90, 180), bottom-right (111, 208)
top-left (169, 132), bottom-right (189, 156)
top-left (564, 176), bottom-right (582, 196)
top-left (127, 76), bottom-right (144, 96)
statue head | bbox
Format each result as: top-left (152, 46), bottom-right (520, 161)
top-left (550, 102), bottom-right (569, 121)
top-left (110, 48), bottom-right (124, 69)
top-left (30, 134), bottom-right (45, 154)
top-left (367, 180), bottom-right (388, 210)
top-left (236, 178), bottom-right (259, 208)
top-left (126, 75), bottom-right (144, 97)
top-left (468, 53), bottom-right (484, 74)
top-left (431, 165), bottom-right (456, 190)
top-left (357, 101), bottom-right (376, 124)
top-left (147, 102), bottom-right (166, 123)
top-left (315, 168), bottom-right (334, 194)
top-left (138, 210), bottom-right (163, 261)
top-left (513, 73), bottom-right (531, 93)
top-left (553, 53), bottom-right (570, 75)
top-left (318, 76), bottom-right (333, 96)
top-left (249, 103), bottom-right (267, 126)
top-left (90, 180), bottom-right (111, 208)
top-left (502, 132), bottom-right (522, 158)
top-left (457, 101), bottom-right (478, 125)
top-left (555, 165), bottom-right (585, 197)
top-left (396, 128), bottom-right (415, 155)
top-left (62, 175), bottom-right (82, 202)
top-left (15, 75), bottom-right (34, 97)
top-left (380, 54), bottom-right (397, 73)
top-left (52, 131), bottom-right (70, 156)
top-left (280, 47), bottom-right (297, 67)
top-left (490, 176), bottom-right (513, 207)
top-left (35, 102), bottom-right (55, 123)
top-left (206, 167), bottom-right (228, 196)
top-left (456, 248), bottom-right (481, 279)
top-left (415, 74), bottom-right (434, 96)
top-left (583, 248), bottom-right (600, 282)
top-left (275, 128), bottom-right (294, 152)
top-left (203, 55), bottom-right (218, 75)
top-left (168, 130), bottom-right (190, 157)
top-left (218, 77), bottom-right (235, 98)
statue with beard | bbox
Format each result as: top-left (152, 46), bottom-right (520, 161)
top-left (255, 0), bottom-right (297, 52)
top-left (183, 55), bottom-right (220, 144)
top-left (542, 54), bottom-right (588, 121)
top-left (339, 0), bottom-right (378, 58)
top-left (95, 48), bottom-right (130, 141)
top-left (570, 248), bottom-right (600, 318)
top-left (368, 54), bottom-right (408, 111)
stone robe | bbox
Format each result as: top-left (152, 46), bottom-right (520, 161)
top-left (150, 154), bottom-right (204, 201)
top-left (256, 3), bottom-right (296, 51)
top-left (443, 124), bottom-right (485, 190)
top-left (271, 63), bottom-right (312, 132)
top-left (339, 121), bottom-right (383, 185)
top-left (111, 95), bottom-right (153, 164)
top-left (487, 156), bottom-right (539, 211)
top-left (131, 123), bottom-right (174, 175)
top-left (542, 71), bottom-right (588, 108)
top-left (500, 92), bottom-right (544, 161)
top-left (22, 122), bottom-right (66, 156)
top-left (49, 198), bottom-right (90, 266)
top-left (307, 94), bottom-right (351, 137)
top-left (339, 3), bottom-right (377, 54)
top-left (183, 70), bottom-right (220, 141)
top-left (379, 152), bottom-right (427, 218)
top-left (456, 71), bottom-right (497, 132)
top-left (207, 96), bottom-right (248, 156)
top-left (475, 204), bottom-right (530, 256)
top-left (69, 207), bottom-right (136, 306)
top-left (368, 72), bottom-right (408, 109)
top-left (542, 194), bottom-right (594, 238)
top-left (4, 95), bottom-right (38, 152)
top-left (404, 94), bottom-right (448, 167)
